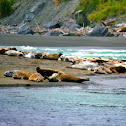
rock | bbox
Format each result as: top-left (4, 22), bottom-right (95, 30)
top-left (43, 19), bottom-right (63, 29)
top-left (88, 26), bottom-right (113, 37)
top-left (17, 25), bottom-right (33, 35)
top-left (30, 1), bottom-right (45, 15)
top-left (24, 13), bottom-right (35, 23)
top-left (43, 18), bottom-right (81, 31)
top-left (60, 18), bottom-right (81, 31)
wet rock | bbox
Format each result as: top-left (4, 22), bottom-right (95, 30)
top-left (88, 26), bottom-right (113, 37)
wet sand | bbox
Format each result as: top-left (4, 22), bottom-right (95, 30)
top-left (0, 34), bottom-right (126, 47)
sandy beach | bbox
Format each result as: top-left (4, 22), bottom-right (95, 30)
top-left (0, 35), bottom-right (126, 87)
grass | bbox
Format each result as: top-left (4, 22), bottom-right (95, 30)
top-left (0, 0), bottom-right (15, 17)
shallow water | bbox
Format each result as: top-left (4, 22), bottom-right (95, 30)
top-left (0, 86), bottom-right (126, 126)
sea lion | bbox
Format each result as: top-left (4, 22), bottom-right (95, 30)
top-left (0, 48), bottom-right (7, 54)
top-left (43, 53), bottom-right (63, 60)
top-left (5, 50), bottom-right (21, 56)
top-left (44, 73), bottom-right (59, 82)
top-left (13, 71), bottom-right (32, 79)
top-left (24, 53), bottom-right (36, 58)
top-left (69, 61), bottom-right (98, 71)
top-left (58, 72), bottom-right (89, 83)
top-left (94, 66), bottom-right (112, 74)
top-left (29, 73), bottom-right (44, 82)
top-left (4, 70), bottom-right (22, 77)
top-left (59, 55), bottom-right (77, 62)
top-left (36, 67), bottom-right (59, 77)
top-left (110, 66), bottom-right (126, 73)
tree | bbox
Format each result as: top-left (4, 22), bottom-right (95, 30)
top-left (0, 0), bottom-right (14, 17)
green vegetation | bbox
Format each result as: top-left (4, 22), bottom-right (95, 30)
top-left (0, 0), bottom-right (15, 17)
top-left (77, 0), bottom-right (126, 22)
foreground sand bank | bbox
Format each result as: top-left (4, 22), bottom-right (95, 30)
top-left (0, 54), bottom-right (93, 86)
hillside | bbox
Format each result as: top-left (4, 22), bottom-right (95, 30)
top-left (0, 0), bottom-right (126, 28)
top-left (0, 0), bottom-right (81, 28)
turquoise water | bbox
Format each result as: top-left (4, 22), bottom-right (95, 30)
top-left (0, 86), bottom-right (126, 126)
top-left (1, 46), bottom-right (126, 60)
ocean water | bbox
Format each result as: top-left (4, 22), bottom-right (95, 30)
top-left (0, 86), bottom-right (126, 126)
top-left (0, 46), bottom-right (126, 126)
top-left (1, 46), bottom-right (126, 60)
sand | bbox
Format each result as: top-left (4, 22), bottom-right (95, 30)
top-left (0, 35), bottom-right (126, 87)
top-left (0, 34), bottom-right (126, 47)
top-left (0, 54), bottom-right (94, 86)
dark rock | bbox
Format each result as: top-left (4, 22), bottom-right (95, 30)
top-left (88, 26), bottom-right (112, 37)
top-left (17, 25), bottom-right (34, 35)
top-left (43, 18), bottom-right (81, 31)
top-left (60, 18), bottom-right (81, 31)
top-left (43, 20), bottom-right (63, 29)
top-left (43, 31), bottom-right (62, 36)
top-left (118, 33), bottom-right (123, 37)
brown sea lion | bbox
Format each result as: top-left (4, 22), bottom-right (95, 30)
top-left (0, 48), bottom-right (7, 54)
top-left (58, 72), bottom-right (89, 83)
top-left (13, 71), bottom-right (32, 79)
top-left (36, 67), bottom-right (59, 77)
top-left (29, 73), bottom-right (44, 82)
top-left (110, 66), bottom-right (126, 73)
top-left (43, 53), bottom-right (63, 60)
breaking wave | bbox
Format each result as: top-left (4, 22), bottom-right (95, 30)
top-left (1, 46), bottom-right (126, 60)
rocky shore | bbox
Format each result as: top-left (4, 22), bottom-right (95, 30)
top-left (0, 18), bottom-right (126, 37)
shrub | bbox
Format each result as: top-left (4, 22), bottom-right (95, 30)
top-left (0, 0), bottom-right (15, 17)
top-left (77, 0), bottom-right (126, 22)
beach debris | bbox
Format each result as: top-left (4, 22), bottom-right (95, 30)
top-left (4, 70), bottom-right (22, 77)
top-left (29, 73), bottom-right (44, 82)
top-left (13, 71), bottom-right (32, 79)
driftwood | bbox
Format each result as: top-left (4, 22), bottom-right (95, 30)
top-left (0, 19), bottom-right (126, 37)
